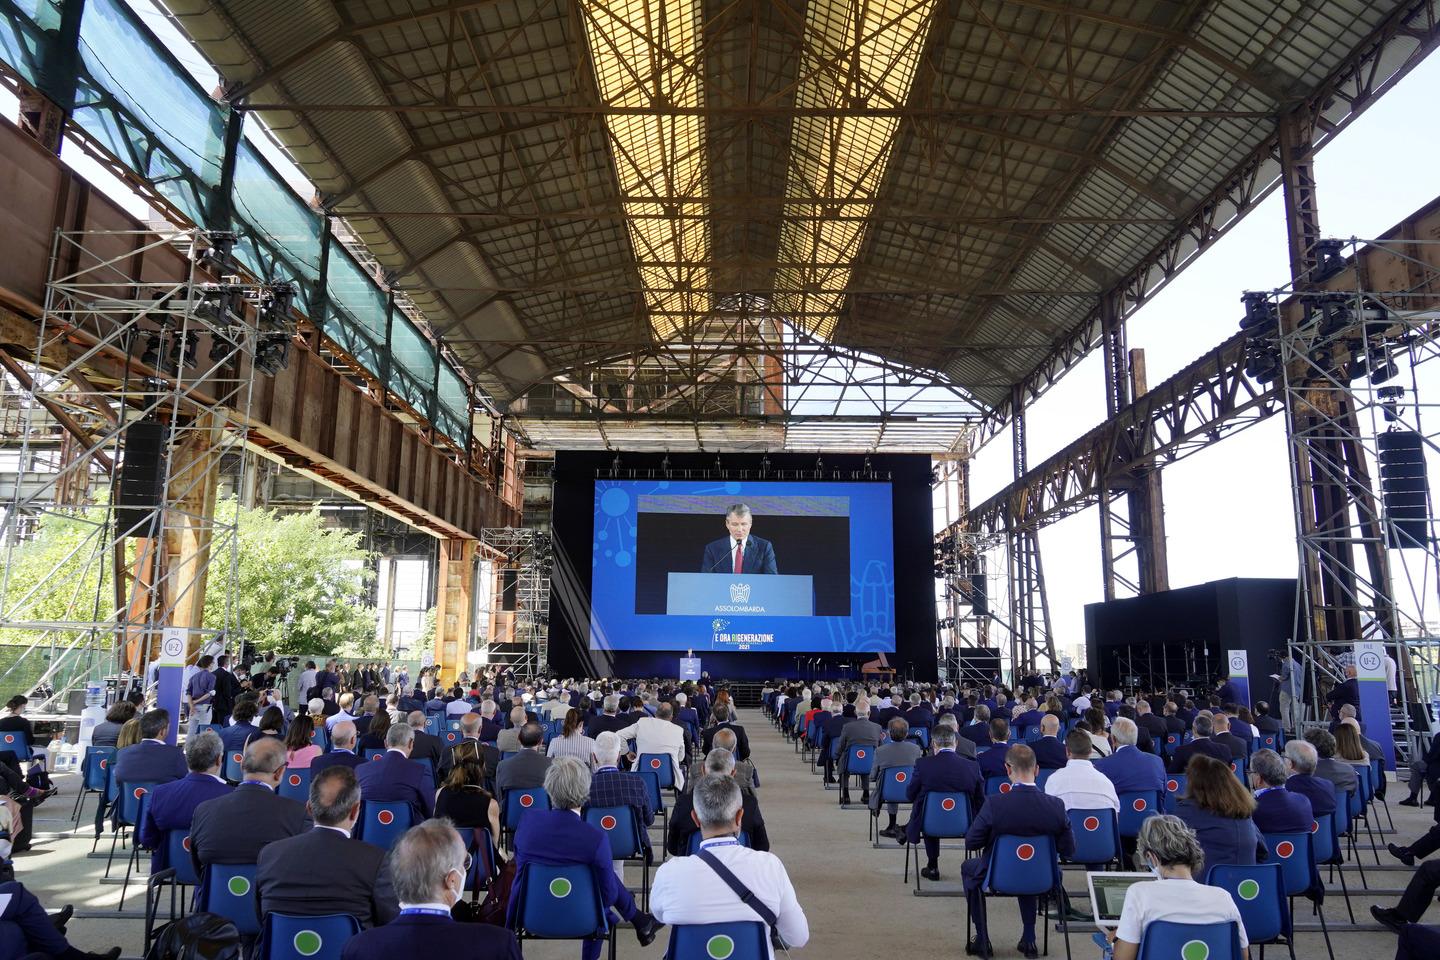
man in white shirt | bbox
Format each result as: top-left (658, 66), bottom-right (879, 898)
top-left (1071, 690), bottom-right (1093, 715)
top-left (650, 774), bottom-right (808, 958)
top-left (296, 661), bottom-right (318, 701)
top-left (1044, 729), bottom-right (1119, 812)
top-left (618, 703), bottom-right (688, 789)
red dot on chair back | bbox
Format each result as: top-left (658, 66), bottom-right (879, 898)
top-left (289, 774), bottom-right (301, 786)
top-left (941, 798), bottom-right (956, 812)
top-left (856, 749), bottom-right (866, 758)
top-left (895, 772), bottom-right (907, 782)
top-left (99, 759), bottom-right (107, 769)
top-left (1275, 841), bottom-right (1294, 858)
top-left (182, 836), bottom-right (191, 851)
top-left (999, 783), bottom-right (1011, 794)
top-left (1016, 843), bottom-right (1035, 861)
top-left (520, 794), bottom-right (534, 807)
top-left (1310, 821), bottom-right (1319, 834)
top-left (650, 758), bottom-right (662, 769)
top-left (133, 787), bottom-right (146, 799)
top-left (233, 754), bottom-right (242, 763)
top-left (1166, 779), bottom-right (1178, 791)
top-left (377, 810), bottom-right (394, 826)
top-left (601, 815), bottom-right (617, 830)
top-left (4, 735), bottom-right (13, 744)
top-left (1084, 816), bottom-right (1100, 831)
top-left (1132, 798), bottom-right (1147, 811)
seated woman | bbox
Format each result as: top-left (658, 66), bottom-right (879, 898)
top-left (1106, 814), bottom-right (1251, 960)
top-left (357, 710), bottom-right (391, 754)
top-left (283, 715), bottom-right (322, 769)
top-left (0, 696), bottom-right (43, 767)
top-left (90, 702), bottom-right (135, 749)
top-left (509, 757), bottom-right (661, 959)
top-left (1084, 707), bottom-right (1112, 757)
top-left (1173, 754), bottom-right (1260, 868)
top-left (546, 709), bottom-right (596, 768)
top-left (255, 706), bottom-right (286, 740)
top-left (434, 750), bottom-right (502, 860)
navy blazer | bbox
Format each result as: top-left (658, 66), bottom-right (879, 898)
top-left (1230, 720), bottom-right (1256, 745)
top-left (311, 749), bottom-right (365, 776)
top-left (964, 783), bottom-right (1074, 861)
top-left (1014, 710), bottom-right (1045, 734)
top-left (1173, 800), bottom-right (1259, 868)
top-left (113, 740), bottom-right (188, 790)
top-left (189, 783), bottom-right (308, 878)
top-left (1030, 737), bottom-right (1067, 771)
top-left (0, 881), bottom-right (68, 960)
top-left (1285, 775), bottom-right (1336, 817)
top-left (700, 534), bottom-right (778, 575)
top-left (1253, 787), bottom-right (1313, 835)
top-left (510, 809), bottom-right (633, 926)
top-left (139, 772), bottom-right (233, 867)
top-left (978, 746), bottom-right (1009, 780)
top-left (341, 911), bottom-right (520, 960)
top-left (1168, 737), bottom-right (1232, 774)
top-left (220, 722), bottom-right (259, 758)
top-left (960, 723), bottom-right (993, 748)
top-left (1094, 745), bottom-right (1166, 795)
top-left (904, 750), bottom-right (984, 844)
top-left (356, 750), bottom-right (434, 819)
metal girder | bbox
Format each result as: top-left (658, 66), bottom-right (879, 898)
top-left (237, 102), bottom-right (1278, 119)
top-left (971, 0), bottom-right (1440, 452)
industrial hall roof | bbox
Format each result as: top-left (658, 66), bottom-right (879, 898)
top-left (158, 0), bottom-right (1433, 451)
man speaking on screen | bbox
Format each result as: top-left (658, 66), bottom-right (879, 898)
top-left (701, 503), bottom-right (779, 575)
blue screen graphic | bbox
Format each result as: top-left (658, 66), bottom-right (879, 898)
top-left (589, 479), bottom-right (896, 653)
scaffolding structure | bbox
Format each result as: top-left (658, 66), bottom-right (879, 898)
top-left (0, 228), bottom-right (274, 708)
top-left (477, 527), bottom-right (552, 679)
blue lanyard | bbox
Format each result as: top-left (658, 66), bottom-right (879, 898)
top-left (400, 908), bottom-right (451, 918)
top-left (701, 839), bottom-right (740, 848)
top-left (240, 780), bottom-right (272, 789)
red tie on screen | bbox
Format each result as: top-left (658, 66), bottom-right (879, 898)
top-left (733, 539), bottom-right (743, 574)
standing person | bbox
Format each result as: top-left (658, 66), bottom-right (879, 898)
top-left (211, 654), bottom-right (241, 727)
top-left (297, 661), bottom-right (318, 702)
top-left (186, 656), bottom-right (217, 737)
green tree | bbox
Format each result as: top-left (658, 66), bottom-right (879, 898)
top-left (0, 508), bottom-right (118, 644)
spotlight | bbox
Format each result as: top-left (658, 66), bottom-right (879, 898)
top-left (258, 283), bottom-right (295, 332)
top-left (140, 333), bottom-right (163, 370)
top-left (208, 333), bottom-right (236, 364)
top-left (1239, 292), bottom-right (1278, 333)
top-left (1379, 385), bottom-right (1406, 423)
top-left (197, 232), bottom-right (237, 275)
top-left (253, 333), bottom-right (291, 376)
top-left (1312, 238), bottom-right (1346, 283)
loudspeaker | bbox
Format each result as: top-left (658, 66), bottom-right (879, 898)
top-left (115, 420), bottom-right (168, 538)
top-left (500, 569), bottom-right (518, 611)
top-left (969, 573), bottom-right (988, 616)
top-left (1378, 430), bottom-right (1431, 548)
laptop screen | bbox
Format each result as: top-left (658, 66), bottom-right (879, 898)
top-left (1088, 873), bottom-right (1154, 924)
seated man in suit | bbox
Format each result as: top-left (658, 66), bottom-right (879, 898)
top-left (258, 766), bottom-right (399, 928)
top-left (310, 720), bottom-right (363, 776)
top-left (619, 704), bottom-right (688, 789)
top-left (0, 880), bottom-right (121, 960)
top-left (188, 737), bottom-right (307, 891)
top-left (936, 714), bottom-right (977, 759)
top-left (1281, 739), bottom-right (1336, 819)
top-left (1211, 713), bottom-right (1249, 760)
top-left (495, 707), bottom-right (528, 753)
top-left (1305, 728), bottom-right (1358, 799)
top-left (1030, 715), bottom-right (1068, 770)
top-left (1167, 713), bottom-right (1231, 774)
top-left (441, 712), bottom-right (499, 784)
top-left (667, 747), bottom-right (769, 856)
top-left (1135, 700), bottom-right (1168, 748)
top-left (588, 731), bottom-right (654, 862)
top-left (899, 725), bottom-right (984, 881)
top-left (977, 718), bottom-right (1013, 781)
top-left (1095, 717), bottom-right (1165, 797)
top-left (494, 722), bottom-right (552, 800)
top-left (356, 721), bottom-right (434, 820)
top-left (220, 699), bottom-right (261, 759)
top-left (1043, 729), bottom-right (1118, 813)
top-left (1253, 701), bottom-right (1283, 736)
top-left (138, 729), bottom-right (232, 870)
top-left (113, 708), bottom-right (188, 792)
top-left (820, 700), bottom-right (854, 785)
top-left (339, 819), bottom-right (520, 960)
top-left (692, 727), bottom-right (756, 795)
top-left (870, 716), bottom-right (922, 839)
top-left (511, 758), bottom-right (661, 959)
top-left (406, 710), bottom-right (446, 770)
top-left (835, 697), bottom-right (883, 805)
top-left (962, 744), bottom-right (1074, 959)
top-left (1249, 748), bottom-right (1313, 834)
top-left (961, 704), bottom-right (993, 750)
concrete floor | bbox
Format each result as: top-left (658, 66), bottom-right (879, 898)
top-left (21, 710), bottom-right (1429, 958)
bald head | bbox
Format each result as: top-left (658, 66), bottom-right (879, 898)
top-left (1040, 714), bottom-right (1059, 736)
top-left (330, 720), bottom-right (357, 749)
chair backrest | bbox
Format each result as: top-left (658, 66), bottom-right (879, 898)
top-left (117, 780), bottom-right (158, 826)
top-left (358, 800), bottom-right (414, 850)
top-left (846, 743), bottom-right (875, 776)
top-left (985, 775), bottom-right (1011, 797)
top-left (279, 768), bottom-right (311, 803)
top-left (503, 787), bottom-right (550, 830)
top-left (423, 714), bottom-right (443, 738)
top-left (261, 911), bottom-right (360, 960)
top-left (920, 791), bottom-right (972, 839)
top-left (1229, 757), bottom-right (1247, 784)
top-left (202, 863), bottom-right (261, 936)
top-left (984, 834), bottom-right (1060, 895)
top-left (1163, 775), bottom-right (1187, 814)
top-left (307, 725), bottom-right (327, 749)
top-left (1136, 920), bottom-right (1242, 960)
top-left (1311, 813), bottom-right (1337, 864)
top-left (1259, 733), bottom-right (1281, 752)
top-left (687, 830), bottom-right (751, 856)
top-left (464, 826), bottom-right (499, 892)
top-left (879, 766), bottom-right (914, 804)
top-left (1117, 791), bottom-right (1161, 837)
top-left (82, 745), bottom-right (116, 792)
top-left (640, 753), bottom-right (676, 788)
top-left (1205, 862), bottom-right (1288, 944)
top-left (1354, 762), bottom-right (1374, 804)
top-left (1067, 809), bottom-right (1120, 865)
top-left (0, 730), bottom-right (30, 761)
top-left (586, 806), bottom-right (642, 859)
top-left (513, 863), bottom-right (608, 939)
top-left (638, 770), bottom-right (665, 813)
top-left (1036, 769), bottom-right (1053, 791)
top-left (363, 749), bottom-right (386, 764)
top-left (1261, 831), bottom-right (1316, 897)
top-left (224, 749), bottom-right (245, 783)
top-left (664, 922), bottom-right (769, 960)
top-left (163, 830), bottom-right (200, 887)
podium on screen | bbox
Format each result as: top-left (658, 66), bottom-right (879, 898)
top-left (664, 572), bottom-right (815, 616)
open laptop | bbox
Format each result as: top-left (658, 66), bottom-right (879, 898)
top-left (1085, 872), bottom-right (1155, 929)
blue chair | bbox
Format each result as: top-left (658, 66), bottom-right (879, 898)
top-left (1261, 831), bottom-right (1334, 960)
top-left (363, 749), bottom-right (386, 764)
top-left (71, 745), bottom-right (116, 824)
top-left (1259, 732), bottom-right (1284, 752)
top-left (144, 830), bottom-right (202, 951)
top-left (1117, 791), bottom-right (1161, 838)
top-left (463, 826), bottom-right (500, 899)
top-left (509, 862), bottom-right (613, 956)
top-left (0, 730), bottom-right (30, 762)
top-left (223, 748), bottom-right (245, 783)
top-left (973, 834), bottom-right (1069, 958)
top-left (841, 744), bottom-right (875, 802)
top-left (1310, 810), bottom-right (1356, 923)
top-left (503, 787), bottom-right (550, 842)
top-left (358, 800), bottom-right (413, 850)
top-left (500, 750), bottom-right (518, 764)
top-left (1230, 756), bottom-right (1248, 785)
top-left (260, 911), bottom-right (360, 960)
top-left (1206, 862), bottom-right (1292, 960)
top-left (869, 765), bottom-right (914, 842)
top-left (1137, 920), bottom-right (1242, 960)
top-left (640, 753), bottom-right (676, 790)
top-left (1369, 757), bottom-right (1395, 831)
top-left (1162, 775), bottom-right (1187, 814)
top-left (587, 806), bottom-right (650, 908)
top-left (1065, 809), bottom-right (1119, 868)
top-left (279, 768), bottom-right (311, 803)
top-left (307, 725), bottom-right (328, 750)
top-left (106, 780), bottom-right (157, 881)
top-left (663, 922), bottom-right (768, 960)
top-left (1036, 769), bottom-right (1054, 791)
top-left (424, 714), bottom-right (443, 738)
top-left (985, 776), bottom-right (1012, 797)
top-left (906, 791), bottom-right (972, 890)
top-left (908, 727), bottom-right (931, 750)
top-left (1162, 734), bottom-right (1180, 758)
top-left (639, 770), bottom-right (668, 835)
top-left (201, 863), bottom-right (261, 937)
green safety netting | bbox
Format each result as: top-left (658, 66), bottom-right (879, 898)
top-left (0, 0), bottom-right (45, 88)
top-left (230, 139), bottom-right (323, 310)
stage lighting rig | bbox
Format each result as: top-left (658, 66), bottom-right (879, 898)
top-left (1379, 385), bottom-right (1407, 423)
top-left (196, 232), bottom-right (237, 276)
top-left (257, 282), bottom-right (296, 332)
top-left (253, 332), bottom-right (291, 376)
top-left (1311, 238), bottom-right (1347, 283)
top-left (139, 332), bottom-right (164, 371)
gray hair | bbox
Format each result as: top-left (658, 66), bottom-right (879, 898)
top-left (693, 773), bottom-right (743, 828)
top-left (888, 717), bottom-right (910, 742)
top-left (545, 756), bottom-right (591, 810)
top-left (594, 730), bottom-right (623, 766)
top-left (480, 699), bottom-right (497, 717)
top-left (725, 503), bottom-right (752, 519)
top-left (712, 727), bottom-right (738, 753)
top-left (936, 714), bottom-right (958, 731)
top-left (387, 818), bottom-right (467, 903)
top-left (186, 729), bottom-right (223, 772)
top-left (242, 737), bottom-right (287, 776)
top-left (406, 710), bottom-right (426, 729)
top-left (1285, 739), bottom-right (1318, 775)
top-left (1137, 815), bottom-right (1205, 872)
top-left (603, 694), bottom-right (620, 714)
top-left (1192, 714), bottom-right (1213, 738)
top-left (310, 766), bottom-right (362, 825)
top-left (1110, 717), bottom-right (1138, 747)
top-left (932, 726), bottom-right (957, 750)
top-left (1251, 748), bottom-right (1288, 787)
top-left (461, 712), bottom-right (481, 737)
top-left (704, 747), bottom-right (736, 775)
top-left (385, 721), bottom-right (414, 749)
top-left (973, 704), bottom-right (991, 722)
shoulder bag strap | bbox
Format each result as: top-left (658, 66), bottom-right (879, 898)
top-left (694, 848), bottom-right (778, 928)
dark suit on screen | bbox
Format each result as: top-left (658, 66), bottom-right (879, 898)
top-left (341, 912), bottom-right (521, 960)
top-left (257, 826), bottom-right (399, 928)
top-left (962, 783), bottom-right (1073, 947)
top-left (700, 535), bottom-right (778, 575)
top-left (355, 750), bottom-right (434, 819)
